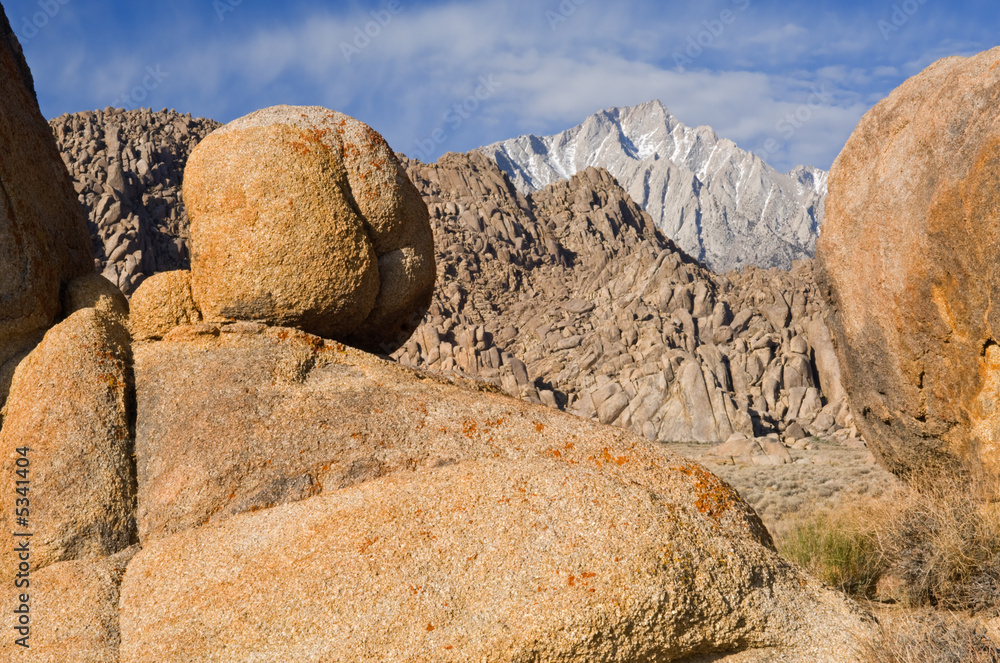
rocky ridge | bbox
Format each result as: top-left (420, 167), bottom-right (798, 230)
top-left (479, 100), bottom-right (826, 273)
top-left (51, 111), bottom-right (860, 447)
top-left (394, 151), bottom-right (859, 447)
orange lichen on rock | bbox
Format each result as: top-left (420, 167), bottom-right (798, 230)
top-left (672, 461), bottom-right (742, 524)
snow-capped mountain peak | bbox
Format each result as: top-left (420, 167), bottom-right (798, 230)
top-left (479, 100), bottom-right (826, 272)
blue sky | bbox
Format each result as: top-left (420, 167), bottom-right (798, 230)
top-left (5, 0), bottom-right (996, 171)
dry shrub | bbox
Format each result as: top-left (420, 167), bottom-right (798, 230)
top-left (864, 474), bottom-right (1000, 613)
top-left (777, 473), bottom-right (1000, 614)
top-left (858, 608), bottom-right (1000, 663)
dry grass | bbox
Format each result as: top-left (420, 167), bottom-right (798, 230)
top-left (863, 476), bottom-right (1000, 613)
top-left (857, 606), bottom-right (1000, 663)
top-left (771, 469), bottom-right (1000, 659)
top-left (778, 508), bottom-right (883, 595)
top-left (775, 473), bottom-right (1000, 614)
top-left (675, 439), bottom-right (1000, 656)
top-left (673, 439), bottom-right (894, 534)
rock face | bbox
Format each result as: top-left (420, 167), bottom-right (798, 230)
top-left (62, 272), bottom-right (130, 320)
top-left (479, 100), bottom-right (826, 272)
top-left (0, 5), bottom-right (93, 367)
top-left (816, 46), bottom-right (1000, 484)
top-left (183, 106), bottom-right (435, 351)
top-left (0, 299), bottom-right (135, 584)
top-left (49, 108), bottom-right (220, 294)
top-left (128, 321), bottom-right (867, 662)
top-left (0, 5), bottom-right (33, 96)
top-left (0, 547), bottom-right (137, 662)
top-left (121, 462), bottom-right (861, 662)
top-left (128, 270), bottom-right (201, 342)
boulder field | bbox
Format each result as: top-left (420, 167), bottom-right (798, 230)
top-left (395, 154), bottom-right (859, 449)
top-left (52, 112), bottom-right (862, 449)
top-left (4, 305), bottom-right (873, 660)
top-left (120, 322), bottom-right (869, 662)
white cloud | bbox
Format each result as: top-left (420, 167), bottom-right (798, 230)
top-left (29, 0), bottom-right (971, 172)
top-left (872, 65), bottom-right (900, 77)
top-left (743, 23), bottom-right (809, 45)
top-left (146, 3), bottom-right (853, 169)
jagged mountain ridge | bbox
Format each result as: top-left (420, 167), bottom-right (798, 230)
top-left (479, 100), bottom-right (827, 273)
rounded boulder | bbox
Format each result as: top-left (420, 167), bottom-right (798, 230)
top-left (183, 105), bottom-right (435, 352)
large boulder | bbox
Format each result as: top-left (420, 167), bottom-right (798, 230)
top-left (129, 322), bottom-right (869, 661)
top-left (182, 105), bottom-right (435, 352)
top-left (120, 456), bottom-right (865, 663)
top-left (816, 46), bottom-right (1000, 484)
top-left (0, 304), bottom-right (135, 584)
top-left (137, 322), bottom-right (766, 542)
top-left (0, 5), bottom-right (94, 368)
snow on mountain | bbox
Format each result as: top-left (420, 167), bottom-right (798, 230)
top-left (478, 100), bottom-right (827, 273)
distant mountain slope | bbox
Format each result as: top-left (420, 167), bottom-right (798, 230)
top-left (50, 108), bottom-right (220, 294)
top-left (479, 100), bottom-right (826, 273)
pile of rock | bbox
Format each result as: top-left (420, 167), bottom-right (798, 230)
top-left (49, 107), bottom-right (220, 294)
top-left (394, 153), bottom-right (859, 446)
top-left (115, 321), bottom-right (869, 662)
